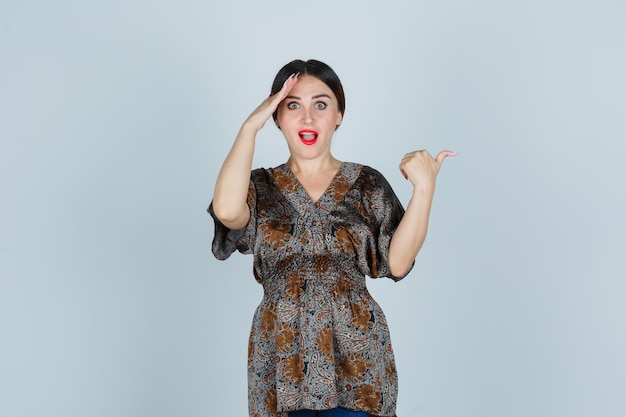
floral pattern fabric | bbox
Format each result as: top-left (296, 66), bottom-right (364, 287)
top-left (209, 162), bottom-right (411, 417)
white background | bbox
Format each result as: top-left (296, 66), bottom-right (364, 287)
top-left (1, 1), bottom-right (625, 416)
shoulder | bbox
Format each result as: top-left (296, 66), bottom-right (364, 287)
top-left (251, 163), bottom-right (290, 179)
top-left (350, 164), bottom-right (403, 212)
top-left (251, 167), bottom-right (270, 178)
top-left (359, 164), bottom-right (387, 181)
top-left (354, 164), bottom-right (393, 190)
top-left (250, 164), bottom-right (294, 193)
top-left (250, 167), bottom-right (274, 185)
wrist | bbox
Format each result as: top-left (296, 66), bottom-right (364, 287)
top-left (239, 120), bottom-right (262, 137)
top-left (411, 181), bottom-right (435, 197)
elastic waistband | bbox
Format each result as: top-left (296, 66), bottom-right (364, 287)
top-left (261, 273), bottom-right (367, 297)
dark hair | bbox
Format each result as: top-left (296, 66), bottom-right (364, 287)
top-left (270, 59), bottom-right (346, 127)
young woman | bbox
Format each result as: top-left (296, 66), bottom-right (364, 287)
top-left (209, 59), bottom-right (454, 417)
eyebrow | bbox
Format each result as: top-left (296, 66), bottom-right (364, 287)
top-left (285, 94), bottom-right (332, 100)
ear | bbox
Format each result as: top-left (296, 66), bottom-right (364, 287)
top-left (335, 111), bottom-right (343, 128)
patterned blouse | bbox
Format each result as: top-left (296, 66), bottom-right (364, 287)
top-left (209, 162), bottom-right (411, 417)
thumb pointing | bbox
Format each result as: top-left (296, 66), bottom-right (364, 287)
top-left (436, 150), bottom-right (458, 165)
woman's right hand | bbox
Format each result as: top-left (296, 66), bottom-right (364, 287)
top-left (243, 73), bottom-right (300, 132)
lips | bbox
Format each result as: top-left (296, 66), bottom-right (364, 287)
top-left (298, 129), bottom-right (318, 145)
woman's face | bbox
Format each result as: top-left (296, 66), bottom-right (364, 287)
top-left (276, 75), bottom-right (343, 160)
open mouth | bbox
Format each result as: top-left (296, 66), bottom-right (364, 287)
top-left (298, 129), bottom-right (318, 145)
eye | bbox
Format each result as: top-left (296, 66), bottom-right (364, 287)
top-left (315, 102), bottom-right (327, 110)
top-left (287, 102), bottom-right (299, 110)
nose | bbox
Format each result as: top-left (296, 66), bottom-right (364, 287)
top-left (302, 105), bottom-right (314, 124)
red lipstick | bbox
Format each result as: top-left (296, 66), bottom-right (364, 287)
top-left (298, 129), bottom-right (318, 146)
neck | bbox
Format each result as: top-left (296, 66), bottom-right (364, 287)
top-left (287, 155), bottom-right (342, 177)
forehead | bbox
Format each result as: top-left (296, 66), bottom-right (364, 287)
top-left (289, 75), bottom-right (336, 100)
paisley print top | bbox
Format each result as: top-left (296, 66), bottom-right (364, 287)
top-left (209, 162), bottom-right (411, 417)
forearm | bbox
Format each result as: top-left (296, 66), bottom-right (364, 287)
top-left (211, 73), bottom-right (299, 229)
top-left (212, 123), bottom-right (257, 229)
top-left (388, 184), bottom-right (435, 277)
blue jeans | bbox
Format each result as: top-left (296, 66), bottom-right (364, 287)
top-left (288, 408), bottom-right (372, 417)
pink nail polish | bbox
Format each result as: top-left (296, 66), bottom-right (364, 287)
top-left (447, 152), bottom-right (458, 156)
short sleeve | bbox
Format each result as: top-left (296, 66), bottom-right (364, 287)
top-left (208, 175), bottom-right (257, 260)
top-left (359, 167), bottom-right (414, 281)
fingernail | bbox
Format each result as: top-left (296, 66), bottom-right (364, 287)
top-left (447, 152), bottom-right (458, 156)
top-left (283, 75), bottom-right (295, 87)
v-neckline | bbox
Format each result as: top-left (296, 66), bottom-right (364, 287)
top-left (285, 162), bottom-right (345, 204)
top-left (270, 162), bottom-right (362, 215)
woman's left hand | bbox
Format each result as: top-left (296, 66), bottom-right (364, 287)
top-left (399, 150), bottom-right (456, 189)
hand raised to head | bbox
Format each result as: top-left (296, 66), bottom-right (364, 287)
top-left (244, 73), bottom-right (300, 132)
